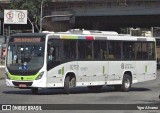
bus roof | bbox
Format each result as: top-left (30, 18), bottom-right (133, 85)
top-left (9, 30), bottom-right (155, 42)
top-left (48, 29), bottom-right (155, 42)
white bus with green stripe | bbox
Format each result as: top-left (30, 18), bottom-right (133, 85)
top-left (5, 29), bottom-right (157, 94)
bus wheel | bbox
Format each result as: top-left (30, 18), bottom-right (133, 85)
top-left (121, 74), bottom-right (132, 92)
top-left (31, 88), bottom-right (38, 94)
top-left (64, 76), bottom-right (76, 94)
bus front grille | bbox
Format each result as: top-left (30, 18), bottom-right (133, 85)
top-left (12, 81), bottom-right (33, 87)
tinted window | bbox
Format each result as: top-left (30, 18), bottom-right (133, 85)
top-left (94, 41), bottom-right (108, 60)
top-left (63, 40), bottom-right (77, 60)
top-left (78, 41), bottom-right (93, 60)
top-left (108, 41), bottom-right (122, 59)
top-left (123, 42), bottom-right (135, 59)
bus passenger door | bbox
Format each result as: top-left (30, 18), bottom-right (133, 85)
top-left (46, 39), bottom-right (62, 87)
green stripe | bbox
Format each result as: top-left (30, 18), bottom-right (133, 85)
top-left (145, 65), bottom-right (148, 73)
top-left (61, 35), bottom-right (78, 39)
top-left (103, 66), bottom-right (105, 74)
top-left (8, 72), bottom-right (39, 81)
top-left (62, 67), bottom-right (64, 75)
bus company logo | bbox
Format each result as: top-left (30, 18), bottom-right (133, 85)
top-left (2, 105), bottom-right (12, 110)
top-left (121, 63), bottom-right (135, 69)
top-left (121, 63), bottom-right (124, 69)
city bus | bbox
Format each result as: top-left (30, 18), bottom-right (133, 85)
top-left (5, 29), bottom-right (157, 94)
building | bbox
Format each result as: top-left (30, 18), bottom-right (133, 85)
top-left (0, 0), bottom-right (160, 33)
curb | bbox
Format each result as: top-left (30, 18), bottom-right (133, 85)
top-left (0, 78), bottom-right (4, 80)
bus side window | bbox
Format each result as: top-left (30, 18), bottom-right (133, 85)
top-left (48, 46), bottom-right (55, 61)
top-left (63, 40), bottom-right (76, 60)
top-left (86, 41), bottom-right (92, 59)
top-left (109, 41), bottom-right (121, 60)
top-left (123, 42), bottom-right (135, 60)
top-left (135, 43), bottom-right (142, 59)
top-left (78, 41), bottom-right (85, 59)
top-left (148, 42), bottom-right (155, 60)
top-left (94, 41), bottom-right (100, 60)
top-left (47, 43), bottom-right (55, 62)
top-left (142, 43), bottom-right (148, 59)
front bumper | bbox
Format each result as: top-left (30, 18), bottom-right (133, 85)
top-left (6, 79), bottom-right (46, 88)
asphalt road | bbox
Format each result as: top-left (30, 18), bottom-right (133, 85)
top-left (0, 71), bottom-right (160, 113)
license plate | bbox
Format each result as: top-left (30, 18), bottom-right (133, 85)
top-left (19, 84), bottom-right (27, 87)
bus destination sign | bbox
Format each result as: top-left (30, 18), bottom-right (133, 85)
top-left (14, 38), bottom-right (41, 43)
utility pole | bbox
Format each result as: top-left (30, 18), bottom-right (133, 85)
top-left (39, 0), bottom-right (44, 33)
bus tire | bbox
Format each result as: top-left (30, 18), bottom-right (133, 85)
top-left (64, 76), bottom-right (70, 94)
top-left (121, 74), bottom-right (132, 92)
top-left (31, 88), bottom-right (38, 94)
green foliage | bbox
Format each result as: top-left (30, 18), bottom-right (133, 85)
top-left (9, 0), bottom-right (50, 18)
top-left (9, 0), bottom-right (50, 31)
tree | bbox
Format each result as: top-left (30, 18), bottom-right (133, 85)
top-left (9, 0), bottom-right (50, 32)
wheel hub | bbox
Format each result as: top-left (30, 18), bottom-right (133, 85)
top-left (124, 79), bottom-right (130, 88)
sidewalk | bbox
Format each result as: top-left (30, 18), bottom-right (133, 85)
top-left (0, 66), bottom-right (4, 79)
top-left (0, 59), bottom-right (5, 79)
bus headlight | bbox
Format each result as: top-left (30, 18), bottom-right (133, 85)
top-left (35, 71), bottom-right (44, 80)
top-left (5, 72), bottom-right (11, 80)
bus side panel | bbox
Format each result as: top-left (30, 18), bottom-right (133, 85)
top-left (47, 67), bottom-right (64, 87)
top-left (108, 61), bottom-right (136, 85)
top-left (46, 61), bottom-right (78, 88)
top-left (144, 61), bottom-right (156, 81)
top-left (99, 61), bottom-right (108, 85)
top-left (76, 61), bottom-right (106, 86)
top-left (108, 61), bottom-right (123, 85)
top-left (122, 61), bottom-right (136, 84)
top-left (135, 61), bottom-right (156, 83)
top-left (135, 61), bottom-right (145, 82)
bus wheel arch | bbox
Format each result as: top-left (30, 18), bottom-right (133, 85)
top-left (64, 72), bottom-right (76, 94)
top-left (123, 71), bottom-right (132, 84)
top-left (121, 71), bottom-right (132, 92)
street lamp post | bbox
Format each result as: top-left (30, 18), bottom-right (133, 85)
top-left (40, 14), bottom-right (73, 32)
top-left (39, 0), bottom-right (44, 33)
top-left (39, 0), bottom-right (73, 32)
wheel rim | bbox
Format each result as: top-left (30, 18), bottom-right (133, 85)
top-left (124, 78), bottom-right (130, 88)
top-left (69, 78), bottom-right (76, 88)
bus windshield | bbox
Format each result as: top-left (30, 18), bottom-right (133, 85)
top-left (7, 43), bottom-right (45, 71)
